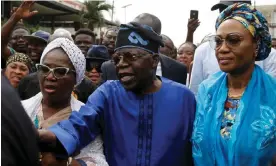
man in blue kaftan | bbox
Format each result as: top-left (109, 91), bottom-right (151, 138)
top-left (39, 22), bottom-right (196, 166)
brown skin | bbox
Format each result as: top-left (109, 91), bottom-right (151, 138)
top-left (4, 62), bottom-right (29, 88)
top-left (185, 19), bottom-right (200, 43)
top-left (160, 35), bottom-right (175, 58)
top-left (38, 48), bottom-right (162, 161)
top-left (38, 48), bottom-right (81, 166)
top-left (85, 68), bottom-right (101, 85)
top-left (216, 19), bottom-right (257, 95)
top-left (27, 38), bottom-right (47, 63)
top-left (177, 43), bottom-right (195, 69)
top-left (1, 0), bottom-right (37, 59)
top-left (113, 48), bottom-right (161, 94)
top-left (10, 28), bottom-right (29, 53)
top-left (39, 48), bottom-right (76, 109)
top-left (272, 39), bottom-right (276, 49)
top-left (75, 34), bottom-right (94, 55)
top-left (102, 30), bottom-right (118, 57)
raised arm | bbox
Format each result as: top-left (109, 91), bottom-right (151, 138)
top-left (1, 1), bottom-right (37, 59)
top-left (185, 19), bottom-right (200, 43)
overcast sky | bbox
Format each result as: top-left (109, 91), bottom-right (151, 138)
top-left (102, 0), bottom-right (276, 47)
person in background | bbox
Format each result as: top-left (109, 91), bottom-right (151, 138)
top-left (189, 0), bottom-right (276, 94)
top-left (49, 28), bottom-right (73, 42)
top-left (18, 34), bottom-right (96, 103)
top-left (160, 34), bottom-right (176, 59)
top-left (272, 38), bottom-right (276, 49)
top-left (85, 45), bottom-right (110, 86)
top-left (2, 73), bottom-right (40, 166)
top-left (1, 1), bottom-right (37, 69)
top-left (9, 24), bottom-right (30, 54)
top-left (192, 3), bottom-right (276, 165)
top-left (38, 22), bottom-right (196, 166)
top-left (24, 30), bottom-right (50, 69)
top-left (101, 13), bottom-right (188, 85)
top-left (177, 42), bottom-right (197, 86)
top-left (4, 52), bottom-right (33, 88)
top-left (177, 42), bottom-right (197, 68)
top-left (74, 28), bottom-right (95, 55)
top-left (101, 26), bottom-right (119, 57)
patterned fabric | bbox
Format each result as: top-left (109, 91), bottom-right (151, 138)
top-left (215, 3), bottom-right (271, 61)
top-left (21, 92), bottom-right (109, 166)
top-left (6, 52), bottom-right (33, 70)
top-left (40, 38), bottom-right (86, 85)
top-left (220, 98), bottom-right (240, 139)
top-left (192, 65), bottom-right (276, 166)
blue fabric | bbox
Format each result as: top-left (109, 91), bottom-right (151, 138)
top-left (50, 77), bottom-right (196, 166)
top-left (192, 65), bottom-right (276, 166)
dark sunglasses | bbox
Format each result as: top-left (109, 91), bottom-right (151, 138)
top-left (209, 33), bottom-right (244, 50)
top-left (36, 64), bottom-right (75, 79)
top-left (112, 52), bottom-right (149, 65)
top-left (86, 62), bottom-right (103, 73)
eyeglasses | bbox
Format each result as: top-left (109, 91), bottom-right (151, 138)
top-left (112, 52), bottom-right (149, 65)
top-left (209, 33), bottom-right (244, 50)
top-left (36, 64), bottom-right (75, 79)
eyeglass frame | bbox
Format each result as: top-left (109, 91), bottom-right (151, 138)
top-left (36, 64), bottom-right (76, 79)
top-left (209, 33), bottom-right (245, 50)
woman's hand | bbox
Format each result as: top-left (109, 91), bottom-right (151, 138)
top-left (13, 0), bottom-right (38, 21)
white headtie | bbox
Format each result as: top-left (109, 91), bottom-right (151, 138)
top-left (40, 37), bottom-right (86, 85)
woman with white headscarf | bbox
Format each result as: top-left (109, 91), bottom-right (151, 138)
top-left (22, 38), bottom-right (108, 166)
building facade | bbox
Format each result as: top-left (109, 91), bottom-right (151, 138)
top-left (256, 5), bottom-right (276, 38)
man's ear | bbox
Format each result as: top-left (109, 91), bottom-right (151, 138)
top-left (152, 53), bottom-right (160, 69)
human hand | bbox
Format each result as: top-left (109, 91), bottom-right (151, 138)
top-left (13, 0), bottom-right (38, 21)
top-left (187, 19), bottom-right (200, 33)
top-left (38, 129), bottom-right (57, 152)
top-left (40, 152), bottom-right (68, 166)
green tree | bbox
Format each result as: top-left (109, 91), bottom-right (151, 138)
top-left (80, 0), bottom-right (112, 30)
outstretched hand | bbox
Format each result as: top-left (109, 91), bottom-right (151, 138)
top-left (13, 0), bottom-right (38, 20)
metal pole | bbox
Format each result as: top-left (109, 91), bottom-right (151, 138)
top-left (122, 4), bottom-right (132, 24)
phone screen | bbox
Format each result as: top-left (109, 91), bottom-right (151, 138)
top-left (190, 10), bottom-right (198, 19)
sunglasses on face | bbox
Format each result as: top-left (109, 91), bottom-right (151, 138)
top-left (209, 33), bottom-right (244, 50)
top-left (86, 62), bottom-right (103, 73)
top-left (112, 52), bottom-right (149, 65)
top-left (36, 64), bottom-right (75, 79)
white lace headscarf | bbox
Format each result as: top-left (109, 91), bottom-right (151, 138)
top-left (40, 37), bottom-right (85, 85)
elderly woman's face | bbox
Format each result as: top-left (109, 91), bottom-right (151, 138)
top-left (38, 48), bottom-right (76, 102)
top-left (4, 62), bottom-right (29, 88)
top-left (215, 19), bottom-right (257, 74)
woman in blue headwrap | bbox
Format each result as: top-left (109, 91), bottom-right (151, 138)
top-left (192, 3), bottom-right (276, 166)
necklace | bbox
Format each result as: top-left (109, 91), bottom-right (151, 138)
top-left (228, 87), bottom-right (246, 99)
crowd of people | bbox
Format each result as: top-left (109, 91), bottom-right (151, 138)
top-left (1, 0), bottom-right (276, 166)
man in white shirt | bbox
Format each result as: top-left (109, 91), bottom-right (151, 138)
top-left (189, 0), bottom-right (276, 94)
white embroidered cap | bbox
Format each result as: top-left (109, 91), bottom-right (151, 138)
top-left (40, 37), bottom-right (86, 85)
